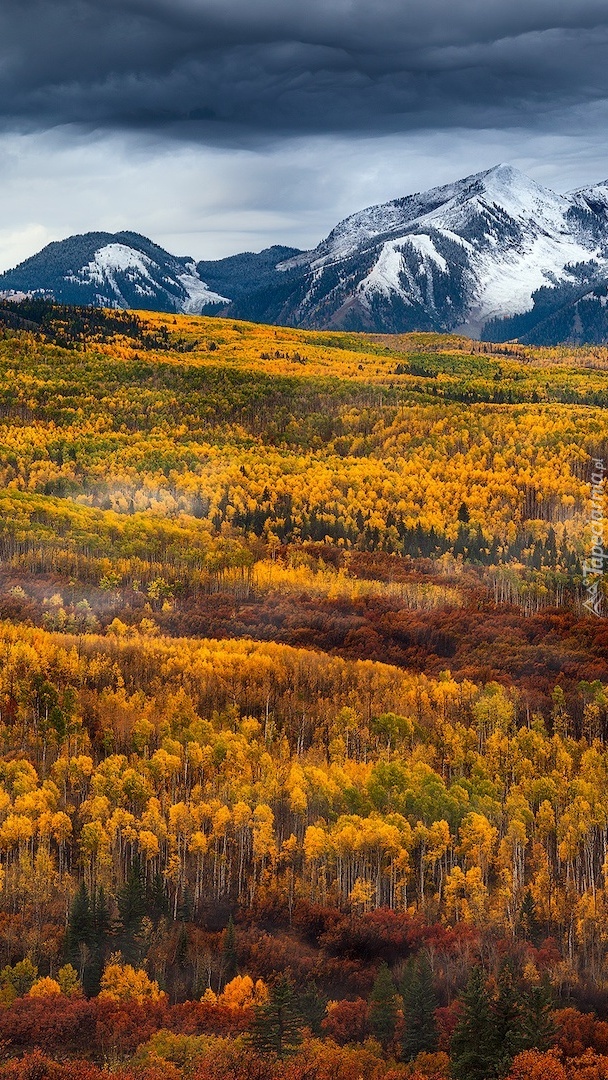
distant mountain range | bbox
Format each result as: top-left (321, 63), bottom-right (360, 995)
top-left (5, 165), bottom-right (608, 344)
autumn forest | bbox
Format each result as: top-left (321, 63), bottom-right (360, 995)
top-left (0, 300), bottom-right (607, 1080)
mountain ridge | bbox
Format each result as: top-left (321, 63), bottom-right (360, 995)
top-left (0, 231), bottom-right (231, 315)
top-left (5, 165), bottom-right (608, 343)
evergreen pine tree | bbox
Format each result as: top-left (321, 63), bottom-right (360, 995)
top-left (146, 871), bottom-right (169, 920)
top-left (65, 882), bottom-right (112, 997)
top-left (118, 860), bottom-right (146, 932)
top-left (221, 916), bottom-right (238, 985)
top-left (401, 954), bottom-right (438, 1061)
top-left (519, 890), bottom-right (542, 946)
top-left (368, 961), bottom-right (399, 1048)
top-left (451, 967), bottom-right (496, 1080)
top-left (546, 527), bottom-right (558, 567)
top-left (454, 524), bottom-right (469, 558)
top-left (249, 976), bottom-right (303, 1057)
top-left (117, 859), bottom-right (146, 963)
top-left (298, 980), bottom-right (328, 1037)
top-left (86, 888), bottom-right (112, 996)
top-left (493, 961), bottom-right (526, 1077)
top-left (65, 882), bottom-right (92, 972)
top-left (176, 886), bottom-right (194, 923)
top-left (175, 921), bottom-right (189, 967)
top-left (520, 979), bottom-right (555, 1054)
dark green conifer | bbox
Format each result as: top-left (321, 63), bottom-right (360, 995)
top-left (221, 915), bottom-right (238, 985)
top-left (65, 882), bottom-right (112, 997)
top-left (298, 980), bottom-right (328, 1036)
top-left (118, 859), bottom-right (146, 935)
top-left (401, 954), bottom-right (438, 1061)
top-left (65, 881), bottom-right (92, 971)
top-left (368, 961), bottom-right (399, 1048)
top-left (249, 975), bottom-right (303, 1057)
top-left (146, 871), bottom-right (169, 920)
top-left (519, 889), bottom-right (542, 946)
top-left (88, 887), bottom-right (112, 996)
top-left (117, 859), bottom-right (146, 962)
top-left (521, 979), bottom-right (556, 1054)
top-left (451, 966), bottom-right (496, 1080)
top-left (493, 961), bottom-right (526, 1077)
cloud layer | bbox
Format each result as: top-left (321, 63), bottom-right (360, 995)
top-left (3, 0), bottom-right (608, 140)
top-left (2, 2), bottom-right (608, 272)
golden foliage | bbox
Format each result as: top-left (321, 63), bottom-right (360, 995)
top-left (100, 961), bottom-right (165, 1003)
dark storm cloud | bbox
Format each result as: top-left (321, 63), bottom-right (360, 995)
top-left (2, 0), bottom-right (608, 141)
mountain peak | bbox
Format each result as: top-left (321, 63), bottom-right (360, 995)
top-left (478, 163), bottom-right (527, 183)
top-left (4, 165), bottom-right (608, 343)
top-left (270, 164), bottom-right (608, 336)
top-left (0, 231), bottom-right (229, 313)
top-left (459, 164), bottom-right (566, 220)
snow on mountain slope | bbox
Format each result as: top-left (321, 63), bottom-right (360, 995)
top-left (177, 262), bottom-right (229, 313)
top-left (66, 241), bottom-right (229, 311)
top-left (275, 164), bottom-right (608, 336)
top-left (0, 233), bottom-right (229, 314)
top-left (569, 179), bottom-right (608, 214)
top-left (282, 171), bottom-right (501, 267)
top-left (68, 244), bottom-right (160, 303)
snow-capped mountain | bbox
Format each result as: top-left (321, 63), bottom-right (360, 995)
top-left (0, 232), bottom-right (229, 314)
top-left (241, 164), bottom-right (608, 337)
top-left (6, 166), bottom-right (608, 341)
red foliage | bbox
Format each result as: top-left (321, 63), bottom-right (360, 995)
top-left (321, 998), bottom-right (369, 1045)
top-left (419, 922), bottom-right (480, 955)
top-left (0, 995), bottom-right (178, 1062)
top-left (190, 1044), bottom-right (280, 1080)
top-left (533, 938), bottom-right (563, 971)
top-left (0, 1054), bottom-right (178, 1080)
top-left (0, 997), bottom-right (97, 1057)
top-left (159, 590), bottom-right (608, 710)
top-left (317, 908), bottom-right (419, 962)
top-left (313, 957), bottom-right (371, 995)
top-left (0, 1052), bottom-right (104, 1080)
top-left (168, 1000), bottom-right (252, 1036)
top-left (238, 929), bottom-right (318, 984)
top-left (291, 901), bottom-right (344, 941)
top-left (92, 998), bottom-right (169, 1058)
top-left (435, 1002), bottom-right (463, 1053)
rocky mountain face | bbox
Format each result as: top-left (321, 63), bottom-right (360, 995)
top-left (5, 166), bottom-right (608, 343)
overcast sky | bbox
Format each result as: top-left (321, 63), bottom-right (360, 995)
top-left (2, 0), bottom-right (608, 270)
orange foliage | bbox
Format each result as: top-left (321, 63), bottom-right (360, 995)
top-left (556, 1009), bottom-right (608, 1058)
top-left (508, 1049), bottom-right (568, 1080)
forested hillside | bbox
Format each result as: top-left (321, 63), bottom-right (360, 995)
top-left (0, 303), bottom-right (606, 1080)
